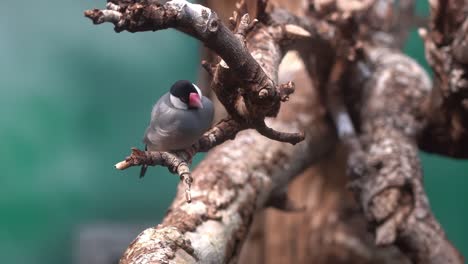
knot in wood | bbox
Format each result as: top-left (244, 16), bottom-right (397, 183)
top-left (258, 88), bottom-right (270, 99)
top-left (208, 18), bottom-right (219, 32)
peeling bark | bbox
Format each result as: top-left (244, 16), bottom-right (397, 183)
top-left (82, 0), bottom-right (467, 263)
top-left (417, 0), bottom-right (468, 158)
top-left (239, 52), bottom-right (410, 264)
top-left (344, 46), bottom-right (463, 264)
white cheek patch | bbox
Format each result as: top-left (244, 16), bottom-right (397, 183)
top-left (170, 94), bottom-right (188, 110)
top-left (192, 83), bottom-right (202, 98)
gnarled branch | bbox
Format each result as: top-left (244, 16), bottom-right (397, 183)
top-left (307, 1), bottom-right (464, 263)
top-left (85, 0), bottom-right (311, 202)
top-left (344, 46), bottom-right (463, 264)
top-left (417, 0), bottom-right (468, 158)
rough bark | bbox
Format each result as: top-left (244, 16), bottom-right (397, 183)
top-left (345, 45), bottom-right (463, 264)
top-left (82, 0), bottom-right (467, 263)
top-left (417, 0), bottom-right (468, 158)
top-left (239, 51), bottom-right (410, 264)
top-left (240, 155), bottom-right (412, 264)
top-left (315, 1), bottom-right (464, 263)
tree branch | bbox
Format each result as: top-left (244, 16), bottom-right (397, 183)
top-left (120, 52), bottom-right (336, 263)
top-left (304, 1), bottom-right (464, 262)
top-left (85, 0), bottom-right (311, 202)
top-left (84, 0), bottom-right (297, 122)
top-left (417, 0), bottom-right (468, 158)
top-left (344, 45), bottom-right (463, 264)
top-left (115, 119), bottom-right (243, 172)
top-left (114, 119), bottom-right (243, 203)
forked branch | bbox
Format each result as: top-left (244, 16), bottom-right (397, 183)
top-left (85, 0), bottom-right (310, 200)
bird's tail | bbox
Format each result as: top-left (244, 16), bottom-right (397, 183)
top-left (140, 165), bottom-right (148, 178)
top-left (139, 145), bottom-right (148, 178)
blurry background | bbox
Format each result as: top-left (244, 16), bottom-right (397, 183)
top-left (0, 1), bottom-right (466, 263)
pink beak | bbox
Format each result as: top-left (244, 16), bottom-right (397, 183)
top-left (189, 92), bottom-right (203, 109)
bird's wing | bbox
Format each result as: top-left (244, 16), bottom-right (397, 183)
top-left (142, 94), bottom-right (166, 147)
top-left (200, 96), bottom-right (214, 131)
top-left (141, 94), bottom-right (172, 177)
top-left (143, 94), bottom-right (182, 150)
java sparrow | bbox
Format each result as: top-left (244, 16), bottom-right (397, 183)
top-left (140, 80), bottom-right (214, 177)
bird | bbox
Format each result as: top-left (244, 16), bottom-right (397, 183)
top-left (140, 80), bottom-right (214, 177)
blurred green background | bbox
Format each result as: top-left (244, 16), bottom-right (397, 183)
top-left (0, 1), bottom-right (466, 263)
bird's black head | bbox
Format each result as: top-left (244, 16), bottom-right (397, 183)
top-left (170, 80), bottom-right (198, 103)
top-left (169, 80), bottom-right (203, 109)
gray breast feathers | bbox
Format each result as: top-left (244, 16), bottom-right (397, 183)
top-left (143, 93), bottom-right (214, 151)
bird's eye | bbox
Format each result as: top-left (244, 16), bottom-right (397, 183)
top-left (170, 94), bottom-right (189, 109)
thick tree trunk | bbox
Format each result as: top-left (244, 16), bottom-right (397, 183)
top-left (238, 50), bottom-right (410, 264)
top-left (239, 156), bottom-right (411, 264)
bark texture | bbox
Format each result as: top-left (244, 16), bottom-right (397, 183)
top-left (345, 46), bottom-right (462, 264)
top-left (83, 0), bottom-right (467, 263)
top-left (418, 0), bottom-right (468, 158)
